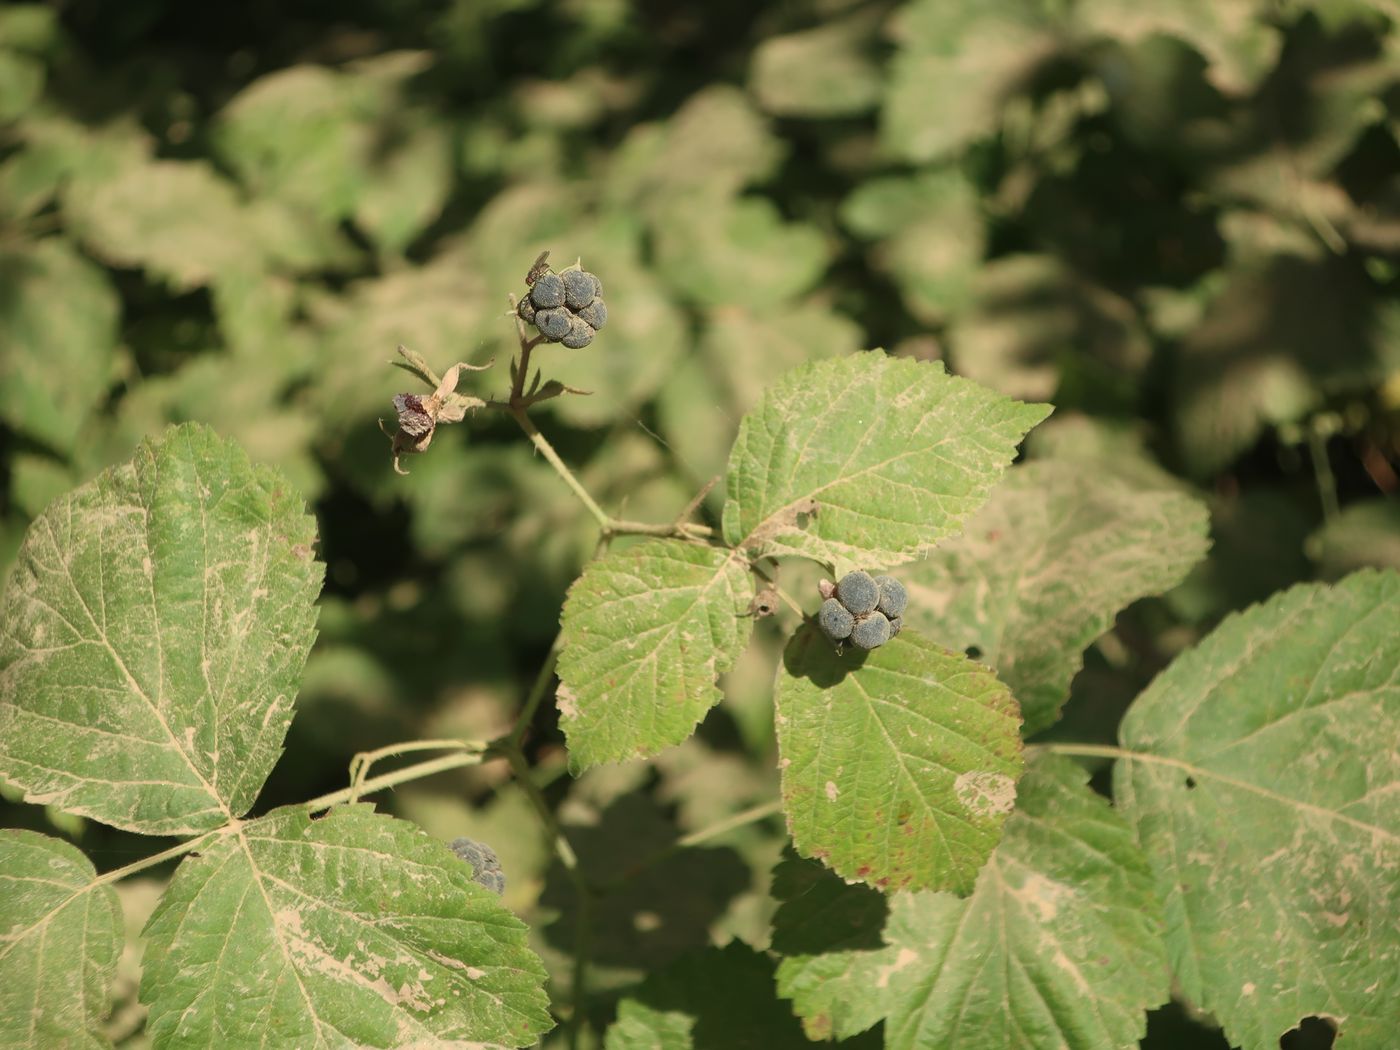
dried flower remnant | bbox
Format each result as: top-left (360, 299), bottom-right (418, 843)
top-left (379, 347), bottom-right (489, 475)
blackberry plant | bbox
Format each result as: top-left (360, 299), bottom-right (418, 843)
top-left (0, 251), bottom-right (1395, 1050)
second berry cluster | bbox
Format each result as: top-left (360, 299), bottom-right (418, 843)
top-left (818, 571), bottom-right (906, 650)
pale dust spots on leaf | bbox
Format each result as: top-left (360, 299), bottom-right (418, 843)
top-left (825, 780), bottom-right (839, 801)
top-left (953, 770), bottom-right (1017, 819)
top-left (876, 947), bottom-right (918, 989)
top-left (1005, 870), bottom-right (1073, 922)
top-left (556, 684), bottom-right (578, 720)
top-left (1243, 982), bottom-right (1256, 996)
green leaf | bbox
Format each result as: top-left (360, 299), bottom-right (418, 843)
top-left (0, 830), bottom-right (122, 1049)
top-left (66, 159), bottom-right (267, 291)
top-left (556, 540), bottom-right (753, 770)
top-left (947, 254), bottom-right (1151, 403)
top-left (652, 191), bottom-right (830, 310)
top-left (878, 755), bottom-right (1168, 1048)
top-left (749, 17), bottom-right (883, 118)
top-left (770, 856), bottom-right (890, 1041)
top-left (605, 942), bottom-right (807, 1050)
top-left (0, 239), bottom-right (119, 454)
top-left (0, 50), bottom-right (43, 123)
top-left (140, 805), bottom-right (552, 1048)
top-left (1115, 570), bottom-right (1400, 1050)
top-left (840, 170), bottom-right (984, 323)
top-left (777, 628), bottom-right (1024, 892)
top-left (881, 0), bottom-right (1055, 162)
top-left (1077, 0), bottom-right (1280, 93)
top-left (901, 460), bottom-right (1211, 735)
top-left (0, 424), bottom-right (323, 834)
top-left (213, 65), bottom-right (374, 223)
top-left (1308, 498), bottom-right (1400, 579)
top-left (722, 354), bottom-right (1051, 573)
top-left (353, 115), bottom-right (454, 256)
top-left (657, 302), bottom-right (863, 503)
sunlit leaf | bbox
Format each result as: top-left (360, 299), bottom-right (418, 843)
top-left (749, 16), bottom-right (884, 118)
top-left (1115, 570), bottom-right (1400, 1050)
top-left (722, 354), bottom-right (1051, 573)
top-left (777, 628), bottom-right (1024, 892)
top-left (0, 830), bottom-right (122, 1049)
top-left (0, 424), bottom-right (323, 834)
top-left (841, 169), bottom-right (984, 323)
top-left (0, 239), bottom-right (118, 454)
top-left (140, 805), bottom-right (552, 1048)
top-left (902, 460), bottom-right (1211, 735)
top-left (882, 0), bottom-right (1056, 162)
top-left (557, 540), bottom-right (753, 770)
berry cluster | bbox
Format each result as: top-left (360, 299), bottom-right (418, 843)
top-left (517, 266), bottom-right (608, 348)
top-left (449, 836), bottom-right (506, 895)
top-left (817, 571), bottom-right (906, 650)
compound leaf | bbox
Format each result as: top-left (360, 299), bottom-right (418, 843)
top-left (881, 755), bottom-right (1168, 1048)
top-left (140, 805), bottom-right (551, 1048)
top-left (0, 424), bottom-right (322, 835)
top-left (723, 354), bottom-right (1050, 574)
top-left (902, 460), bottom-right (1211, 734)
top-left (0, 830), bottom-right (122, 1049)
top-left (1115, 570), bottom-right (1400, 1050)
top-left (557, 540), bottom-right (753, 771)
top-left (777, 628), bottom-right (1023, 893)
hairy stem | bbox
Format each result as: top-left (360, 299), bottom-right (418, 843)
top-left (305, 751), bottom-right (492, 812)
top-left (347, 738), bottom-right (488, 804)
top-left (94, 830), bottom-right (222, 886)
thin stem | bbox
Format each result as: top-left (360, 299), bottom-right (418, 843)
top-left (1030, 743), bottom-right (1133, 762)
top-left (506, 638), bottom-right (561, 749)
top-left (498, 743), bottom-right (581, 874)
top-left (511, 406), bottom-right (611, 530)
top-left (1307, 423), bottom-right (1341, 524)
top-left (347, 739), bottom-right (488, 803)
top-left (752, 562), bottom-right (806, 618)
top-left (304, 751), bottom-right (492, 813)
top-left (95, 829), bottom-right (223, 886)
top-left (604, 518), bottom-right (714, 540)
top-left (591, 799), bottom-right (784, 892)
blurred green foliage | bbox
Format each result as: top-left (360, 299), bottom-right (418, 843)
top-left (1, 1), bottom-right (1397, 1045)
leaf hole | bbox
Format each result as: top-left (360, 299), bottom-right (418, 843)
top-left (1279, 1015), bottom-right (1337, 1049)
top-left (965, 645), bottom-right (982, 660)
top-left (1184, 776), bottom-right (1197, 789)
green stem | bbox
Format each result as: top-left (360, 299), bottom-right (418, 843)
top-left (1031, 743), bottom-right (1132, 762)
top-left (1307, 423), bottom-right (1341, 524)
top-left (507, 639), bottom-right (561, 750)
top-left (304, 751), bottom-right (492, 813)
top-left (591, 799), bottom-right (784, 892)
top-left (94, 829), bottom-right (223, 886)
top-left (511, 406), bottom-right (611, 530)
top-left (347, 739), bottom-right (488, 803)
top-left (567, 891), bottom-right (593, 1050)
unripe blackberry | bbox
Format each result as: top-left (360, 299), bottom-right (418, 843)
top-left (517, 296), bottom-right (537, 324)
top-left (563, 269), bottom-right (599, 309)
top-left (561, 315), bottom-right (595, 349)
top-left (818, 598), bottom-right (854, 640)
top-left (888, 616), bottom-right (902, 637)
top-left (577, 299), bottom-right (607, 331)
top-left (449, 837), bottom-right (506, 895)
top-left (835, 571), bottom-right (879, 617)
top-left (874, 576), bottom-right (907, 619)
top-left (530, 272), bottom-right (566, 309)
top-left (850, 611), bottom-right (891, 650)
top-left (534, 307), bottom-right (571, 341)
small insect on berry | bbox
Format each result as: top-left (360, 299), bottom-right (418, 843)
top-left (835, 571), bottom-right (879, 617)
top-left (818, 598), bottom-right (855, 641)
top-left (849, 611), bottom-right (892, 650)
top-left (530, 272), bottom-right (567, 309)
top-left (525, 249), bottom-right (552, 286)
